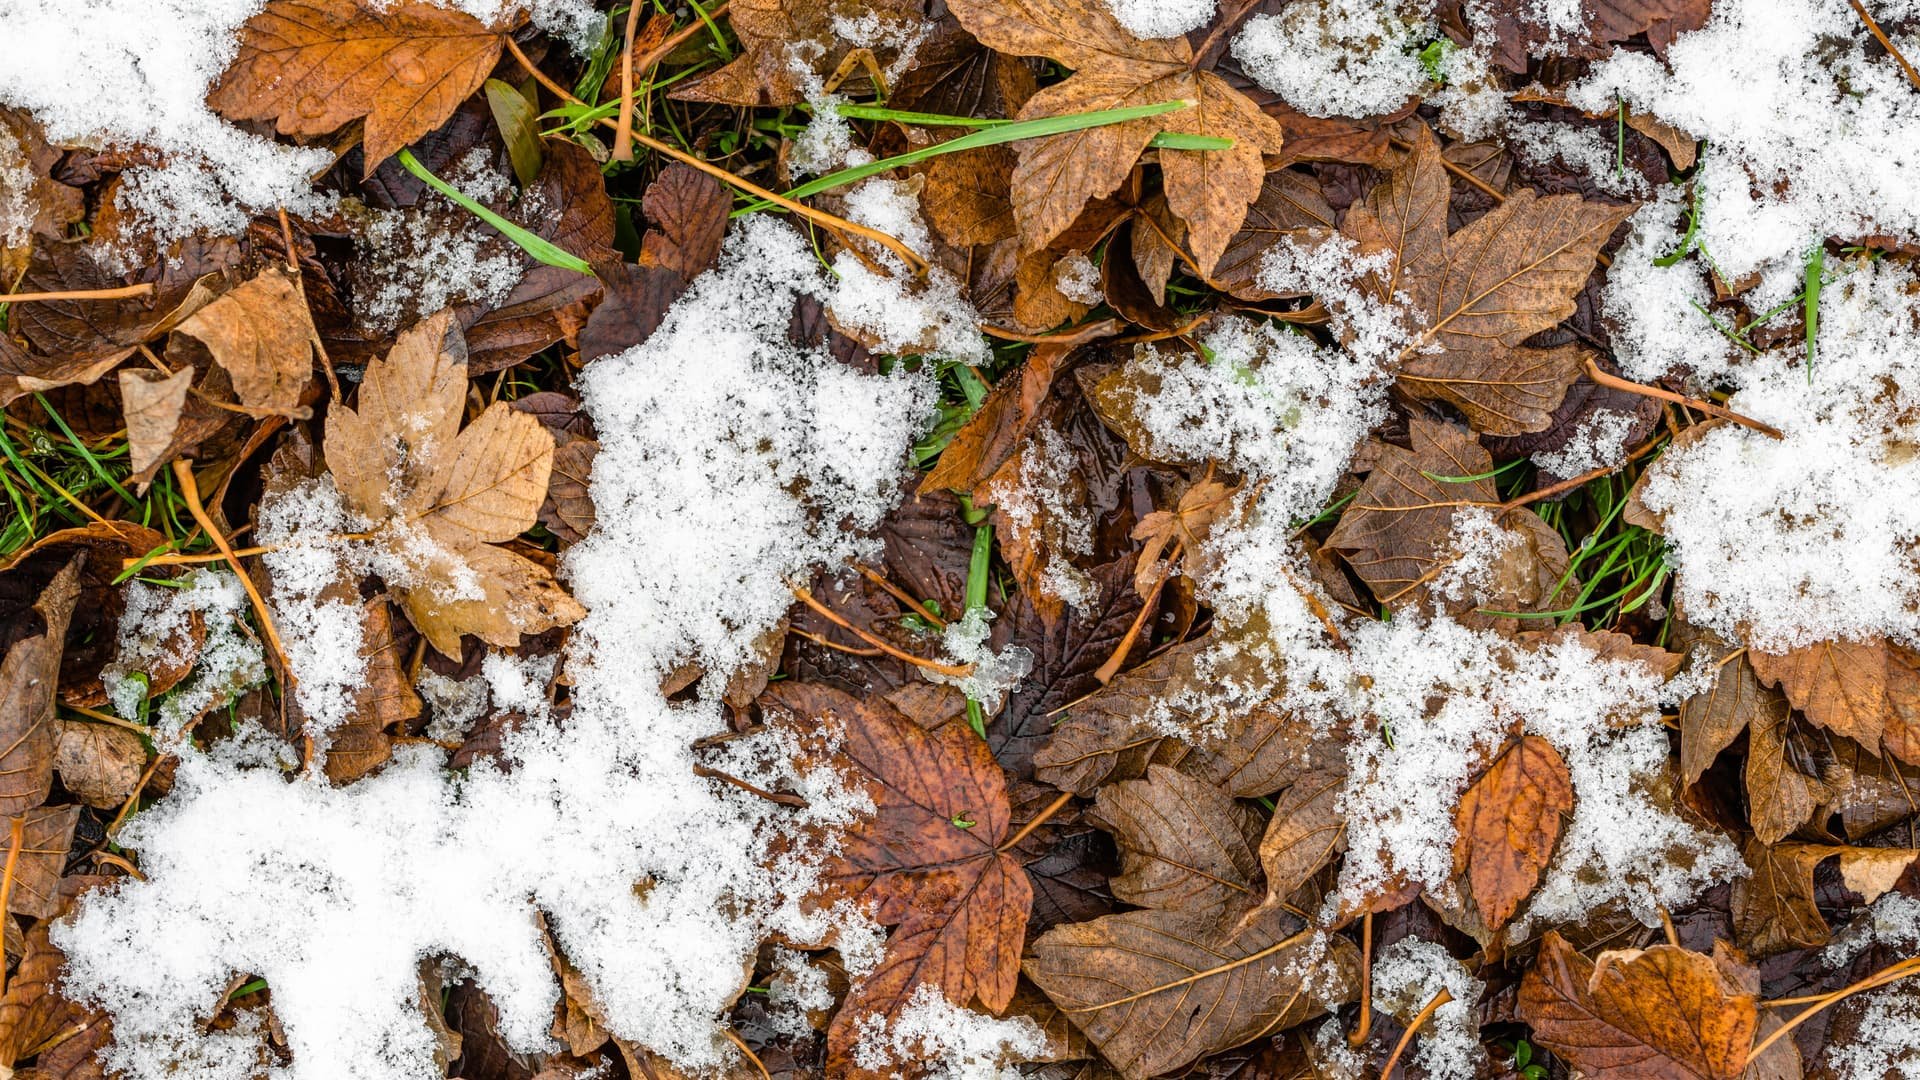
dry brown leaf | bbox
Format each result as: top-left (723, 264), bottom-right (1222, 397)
top-left (323, 311), bottom-right (585, 656)
top-left (1256, 769), bottom-right (1347, 902)
top-left (922, 143), bottom-right (1019, 248)
top-left (1750, 636), bottom-right (1920, 766)
top-left (923, 343), bottom-right (1076, 495)
top-left (1342, 125), bottom-right (1628, 435)
top-left (948, 0), bottom-right (1287, 276)
top-left (1024, 902), bottom-right (1357, 1080)
top-left (321, 599), bottom-right (417, 785)
top-left (1093, 765), bottom-right (1263, 914)
top-left (673, 0), bottom-right (924, 106)
top-left (118, 367), bottom-right (196, 483)
top-left (1131, 476), bottom-right (1237, 600)
top-left (208, 0), bottom-right (512, 173)
top-left (1451, 735), bottom-right (1573, 933)
top-left (1209, 169), bottom-right (1336, 301)
top-left (0, 108), bottom-right (84, 284)
top-left (540, 435), bottom-right (597, 545)
top-left (1731, 838), bottom-right (1831, 958)
top-left (52, 719), bottom-right (147, 810)
top-left (1518, 931), bottom-right (1757, 1080)
top-left (0, 557), bottom-right (80, 817)
top-left (0, 922), bottom-right (103, 1069)
top-left (169, 265), bottom-right (316, 416)
top-left (0, 805), bottom-right (80, 920)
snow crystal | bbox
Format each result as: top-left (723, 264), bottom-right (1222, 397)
top-left (850, 983), bottom-right (1047, 1080)
top-left (1819, 894), bottom-right (1920, 1080)
top-left (1051, 251), bottom-right (1103, 306)
top-left (103, 570), bottom-right (265, 733)
top-left (415, 669), bottom-right (490, 743)
top-left (1506, 119), bottom-right (1648, 198)
top-left (1430, 507), bottom-right (1523, 605)
top-left (1636, 259), bottom-right (1920, 651)
top-left (1531, 407), bottom-right (1637, 480)
top-left (1232, 0), bottom-right (1435, 119)
top-left (354, 151), bottom-right (528, 332)
top-left (1103, 0), bottom-right (1217, 39)
top-left (932, 606), bottom-right (1034, 713)
top-left (1370, 939), bottom-right (1486, 1080)
top-left (1601, 193), bottom-right (1740, 385)
top-left (0, 125), bottom-right (36, 250)
top-left (55, 216), bottom-right (972, 1079)
top-left (765, 947), bottom-right (833, 1039)
top-left (1571, 0), bottom-right (1920, 297)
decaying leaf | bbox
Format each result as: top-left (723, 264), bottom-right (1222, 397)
top-left (1750, 635), bottom-right (1920, 766)
top-left (52, 719), bottom-right (147, 810)
top-left (674, 0), bottom-right (925, 105)
top-left (118, 367), bottom-right (196, 483)
top-left (1518, 931), bottom-right (1757, 1080)
top-left (0, 805), bottom-right (80, 919)
top-left (209, 0), bottom-right (513, 173)
top-left (1093, 765), bottom-right (1262, 914)
top-left (168, 265), bottom-right (316, 416)
top-left (323, 310), bottom-right (585, 656)
top-left (0, 557), bottom-right (81, 817)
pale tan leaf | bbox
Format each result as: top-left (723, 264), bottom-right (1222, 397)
top-left (118, 367), bottom-right (194, 483)
top-left (52, 719), bottom-right (147, 810)
top-left (169, 265), bottom-right (316, 415)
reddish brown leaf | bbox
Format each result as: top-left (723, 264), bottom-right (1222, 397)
top-left (1518, 932), bottom-right (1758, 1080)
top-left (922, 343), bottom-right (1076, 495)
top-left (1452, 735), bottom-right (1573, 932)
top-left (208, 0), bottom-right (512, 173)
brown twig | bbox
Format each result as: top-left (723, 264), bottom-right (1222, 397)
top-left (504, 37), bottom-right (928, 273)
top-left (1380, 987), bottom-right (1453, 1078)
top-left (172, 459), bottom-right (290, 674)
top-left (723, 1027), bottom-right (773, 1080)
top-left (1582, 356), bottom-right (1784, 439)
top-left (1095, 540), bottom-right (1180, 684)
top-left (999, 791), bottom-right (1074, 852)
top-left (855, 563), bottom-right (947, 628)
top-left (107, 753), bottom-right (169, 838)
top-left (0, 815), bottom-right (22, 994)
top-left (693, 765), bottom-right (808, 808)
top-left (61, 702), bottom-right (153, 736)
top-left (1348, 911), bottom-right (1374, 1046)
top-left (791, 627), bottom-right (886, 658)
top-left (1749, 954), bottom-right (1920, 1066)
top-left (0, 283), bottom-right (154, 304)
top-left (612, 3), bottom-right (644, 161)
top-left (1851, 0), bottom-right (1920, 90)
top-left (789, 584), bottom-right (974, 677)
top-left (1497, 431), bottom-right (1664, 515)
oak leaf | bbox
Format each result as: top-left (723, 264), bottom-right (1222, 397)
top-left (1518, 931), bottom-right (1757, 1080)
top-left (759, 684), bottom-right (1030, 1069)
top-left (947, 0), bottom-right (1287, 276)
top-left (1451, 735), bottom-right (1573, 933)
top-left (209, 0), bottom-right (512, 174)
top-left (1341, 125), bottom-right (1628, 435)
top-left (0, 557), bottom-right (81, 817)
top-left (322, 311), bottom-right (585, 656)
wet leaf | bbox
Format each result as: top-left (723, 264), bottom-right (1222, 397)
top-left (0, 557), bottom-right (80, 817)
top-left (1451, 734), bottom-right (1572, 933)
top-left (1094, 765), bottom-right (1262, 914)
top-left (208, 0), bottom-right (512, 173)
top-left (1750, 636), bottom-right (1920, 766)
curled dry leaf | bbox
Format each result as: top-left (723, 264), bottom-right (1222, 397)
top-left (1450, 734), bottom-right (1573, 934)
top-left (168, 265), bottom-right (316, 416)
top-left (673, 0), bottom-right (925, 105)
top-left (1749, 635), bottom-right (1920, 767)
top-left (118, 367), bottom-right (196, 483)
top-left (1518, 931), bottom-right (1757, 1080)
top-left (0, 556), bottom-right (81, 817)
top-left (53, 718), bottom-right (148, 810)
top-left (208, 0), bottom-right (512, 173)
top-left (1131, 475), bottom-right (1236, 600)
top-left (323, 310), bottom-right (585, 656)
top-left (947, 0), bottom-right (1287, 276)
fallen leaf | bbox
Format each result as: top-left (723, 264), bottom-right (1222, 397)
top-left (0, 108), bottom-right (84, 283)
top-left (1025, 903), bottom-right (1357, 1080)
top-left (1255, 769), bottom-right (1347, 902)
top-left (322, 311), bottom-right (585, 656)
top-left (1094, 765), bottom-right (1263, 914)
top-left (1209, 169), bottom-right (1337, 300)
top-left (1452, 735), bottom-right (1573, 933)
top-left (168, 266), bottom-right (316, 416)
top-left (0, 922), bottom-right (103, 1068)
top-left (53, 719), bottom-right (147, 810)
top-left (923, 343), bottom-right (1076, 495)
top-left (208, 0), bottom-right (513, 173)
top-left (1750, 636), bottom-right (1920, 766)
top-left (0, 805), bottom-right (80, 919)
top-left (948, 0), bottom-right (1287, 275)
top-left (1518, 931), bottom-right (1757, 1080)
top-left (673, 0), bottom-right (925, 106)
top-left (1131, 475), bottom-right (1237, 599)
top-left (320, 599), bottom-right (417, 784)
top-left (118, 367), bottom-right (196, 483)
top-left (0, 557), bottom-right (81, 817)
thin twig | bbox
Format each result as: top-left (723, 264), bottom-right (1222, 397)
top-left (61, 702), bottom-right (153, 736)
top-left (855, 563), bottom-right (947, 628)
top-left (612, 3), bottom-right (644, 161)
top-left (692, 765), bottom-right (808, 808)
top-left (722, 1027), bottom-right (773, 1080)
top-left (1582, 356), bottom-right (1784, 439)
top-left (504, 37), bottom-right (928, 273)
top-left (0, 815), bottom-right (22, 994)
top-left (172, 459), bottom-right (290, 675)
top-left (1497, 431), bottom-right (1664, 515)
top-left (0, 283), bottom-right (154, 304)
top-left (789, 584), bottom-right (974, 677)
top-left (1850, 0), bottom-right (1920, 90)
top-left (1380, 987), bottom-right (1453, 1078)
top-left (1748, 954), bottom-right (1920, 1064)
top-left (1096, 540), bottom-right (1179, 684)
top-left (1348, 911), bottom-right (1374, 1046)
top-left (107, 753), bottom-right (169, 838)
top-left (999, 791), bottom-right (1074, 852)
top-left (791, 627), bottom-right (886, 658)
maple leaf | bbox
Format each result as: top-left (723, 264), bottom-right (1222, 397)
top-left (758, 683), bottom-right (1031, 1069)
top-left (947, 0), bottom-right (1287, 276)
top-left (1750, 636), bottom-right (1920, 767)
top-left (1519, 932), bottom-right (1757, 1080)
top-left (1451, 734), bottom-right (1573, 934)
top-left (322, 310), bottom-right (585, 656)
top-left (1131, 474), bottom-right (1237, 600)
top-left (168, 265), bottom-right (317, 417)
top-left (208, 0), bottom-right (513, 174)
top-left (1339, 125), bottom-right (1630, 436)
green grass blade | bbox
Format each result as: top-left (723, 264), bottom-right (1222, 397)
top-left (1804, 243), bottom-right (1824, 382)
top-left (396, 148), bottom-right (595, 275)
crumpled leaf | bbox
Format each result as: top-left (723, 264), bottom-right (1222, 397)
top-left (1451, 734), bottom-right (1573, 933)
top-left (322, 310), bottom-right (585, 656)
top-left (0, 557), bottom-right (81, 817)
top-left (208, 0), bottom-right (513, 173)
top-left (923, 342), bottom-right (1076, 495)
top-left (759, 683), bottom-right (1030, 1070)
top-left (673, 0), bottom-right (925, 106)
top-left (1131, 475), bottom-right (1237, 600)
top-left (118, 367), bottom-right (196, 483)
top-left (1093, 765), bottom-right (1263, 914)
top-left (1518, 931), bottom-right (1757, 1080)
top-left (0, 107), bottom-right (84, 283)
top-left (168, 265), bottom-right (316, 416)
top-left (53, 719), bottom-right (147, 810)
top-left (948, 0), bottom-right (1287, 276)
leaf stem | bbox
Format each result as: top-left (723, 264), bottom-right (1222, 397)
top-left (789, 583), bottom-right (974, 677)
top-left (1580, 356), bottom-right (1783, 439)
top-left (998, 790), bottom-right (1073, 852)
top-left (1380, 987), bottom-right (1453, 1078)
top-left (0, 283), bottom-right (155, 304)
